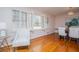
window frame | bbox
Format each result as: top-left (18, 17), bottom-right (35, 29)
top-left (31, 14), bottom-right (48, 30)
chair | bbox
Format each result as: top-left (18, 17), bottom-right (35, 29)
top-left (0, 22), bottom-right (10, 51)
top-left (12, 28), bottom-right (30, 51)
top-left (69, 26), bottom-right (79, 44)
top-left (0, 30), bottom-right (10, 50)
top-left (58, 27), bottom-right (67, 40)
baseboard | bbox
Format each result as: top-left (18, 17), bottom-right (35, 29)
top-left (31, 32), bottom-right (54, 40)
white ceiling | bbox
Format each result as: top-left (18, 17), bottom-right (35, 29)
top-left (28, 7), bottom-right (79, 16)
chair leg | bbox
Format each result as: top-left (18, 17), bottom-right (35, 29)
top-left (64, 36), bottom-right (66, 40)
top-left (59, 36), bottom-right (62, 40)
top-left (74, 40), bottom-right (77, 43)
top-left (69, 37), bottom-right (72, 43)
top-left (76, 39), bottom-right (79, 44)
top-left (4, 39), bottom-right (10, 52)
top-left (13, 47), bottom-right (16, 52)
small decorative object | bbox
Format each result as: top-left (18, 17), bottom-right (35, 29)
top-left (70, 18), bottom-right (78, 26)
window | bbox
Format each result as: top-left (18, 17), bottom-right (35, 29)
top-left (31, 14), bottom-right (48, 29)
top-left (12, 10), bottom-right (27, 28)
top-left (12, 10), bottom-right (48, 29)
top-left (43, 16), bottom-right (48, 28)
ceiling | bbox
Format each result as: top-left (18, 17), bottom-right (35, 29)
top-left (28, 7), bottom-right (79, 16)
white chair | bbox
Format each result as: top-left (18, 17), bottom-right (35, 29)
top-left (69, 26), bottom-right (79, 43)
top-left (0, 30), bottom-right (7, 51)
top-left (12, 28), bottom-right (30, 51)
top-left (58, 27), bottom-right (67, 39)
top-left (0, 22), bottom-right (10, 51)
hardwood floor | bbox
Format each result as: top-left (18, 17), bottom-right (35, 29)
top-left (2, 33), bottom-right (79, 52)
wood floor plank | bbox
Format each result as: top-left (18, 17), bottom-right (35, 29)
top-left (1, 34), bottom-right (79, 52)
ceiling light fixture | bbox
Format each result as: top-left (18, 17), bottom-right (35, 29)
top-left (68, 11), bottom-right (74, 16)
top-left (68, 7), bottom-right (74, 16)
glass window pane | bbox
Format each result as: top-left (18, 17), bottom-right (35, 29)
top-left (12, 10), bottom-right (27, 28)
top-left (31, 14), bottom-right (48, 29)
top-left (32, 15), bottom-right (43, 29)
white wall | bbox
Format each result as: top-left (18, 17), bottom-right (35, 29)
top-left (54, 12), bottom-right (79, 32)
top-left (0, 7), bottom-right (54, 43)
top-left (31, 15), bottom-right (55, 39)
